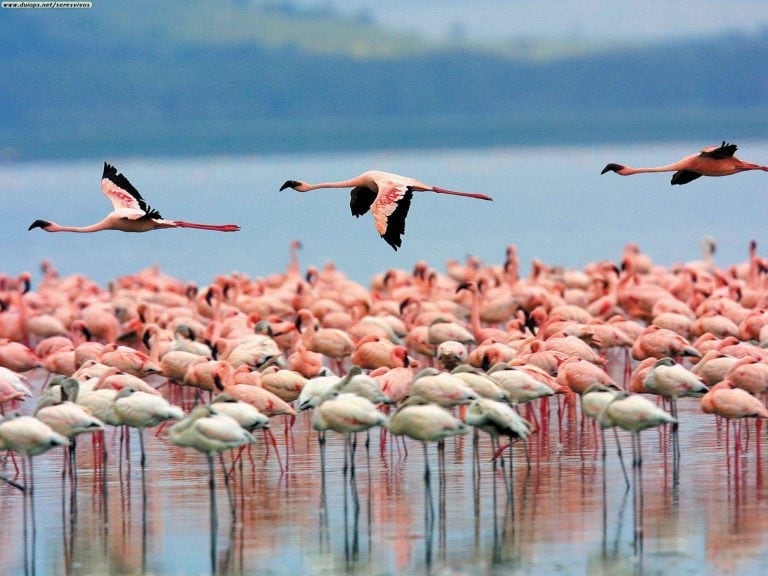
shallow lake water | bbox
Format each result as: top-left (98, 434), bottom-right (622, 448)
top-left (2, 359), bottom-right (767, 576)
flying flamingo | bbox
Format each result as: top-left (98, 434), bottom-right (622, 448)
top-left (28, 162), bottom-right (241, 234)
top-left (601, 142), bottom-right (768, 185)
top-left (279, 171), bottom-right (492, 250)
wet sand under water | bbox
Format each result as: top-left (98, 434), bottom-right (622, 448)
top-left (1, 361), bottom-right (768, 576)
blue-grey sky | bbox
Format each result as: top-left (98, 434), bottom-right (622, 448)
top-left (301, 0), bottom-right (768, 42)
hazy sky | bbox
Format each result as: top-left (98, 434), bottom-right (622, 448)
top-left (303, 0), bottom-right (768, 42)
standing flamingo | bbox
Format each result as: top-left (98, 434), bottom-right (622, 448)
top-left (465, 398), bottom-right (533, 486)
top-left (169, 406), bottom-right (255, 573)
top-left (0, 413), bottom-right (69, 566)
top-left (599, 392), bottom-right (676, 554)
top-left (387, 397), bottom-right (468, 517)
top-left (280, 171), bottom-right (492, 250)
top-left (601, 142), bottom-right (768, 185)
top-left (28, 162), bottom-right (241, 233)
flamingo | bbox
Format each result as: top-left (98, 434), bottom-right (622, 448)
top-left (279, 171), bottom-right (492, 250)
top-left (113, 387), bottom-right (184, 468)
top-left (0, 414), bottom-right (69, 546)
top-left (701, 380), bottom-right (768, 461)
top-left (386, 396), bottom-right (468, 520)
top-left (598, 391), bottom-right (676, 552)
top-left (601, 142), bottom-right (768, 185)
top-left (28, 162), bottom-right (241, 234)
top-left (35, 378), bottom-right (104, 487)
top-left (465, 397), bottom-right (533, 480)
top-left (169, 405), bottom-right (255, 572)
top-left (312, 391), bottom-right (389, 487)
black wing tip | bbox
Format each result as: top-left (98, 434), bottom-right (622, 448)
top-left (28, 219), bottom-right (51, 231)
top-left (601, 163), bottom-right (624, 174)
top-left (671, 170), bottom-right (702, 185)
top-left (102, 161), bottom-right (118, 179)
top-left (380, 189), bottom-right (412, 251)
top-left (383, 235), bottom-right (402, 251)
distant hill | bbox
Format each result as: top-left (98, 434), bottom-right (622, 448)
top-left (1, 0), bottom-right (767, 160)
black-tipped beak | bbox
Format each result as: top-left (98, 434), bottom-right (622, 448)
top-left (280, 180), bottom-right (300, 191)
top-left (28, 219), bottom-right (51, 231)
top-left (601, 163), bottom-right (624, 175)
top-left (456, 282), bottom-right (471, 293)
top-left (214, 374), bottom-right (224, 391)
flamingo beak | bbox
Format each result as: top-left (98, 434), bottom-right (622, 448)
top-left (601, 163), bottom-right (625, 175)
top-left (280, 180), bottom-right (301, 191)
top-left (28, 219), bottom-right (51, 231)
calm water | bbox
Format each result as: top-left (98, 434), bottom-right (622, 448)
top-left (3, 143), bottom-right (768, 575)
top-left (2, 361), bottom-right (768, 575)
top-left (2, 140), bottom-right (768, 287)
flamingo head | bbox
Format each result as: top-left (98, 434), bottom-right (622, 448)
top-left (28, 219), bottom-right (52, 231)
top-left (601, 163), bottom-right (626, 175)
top-left (280, 180), bottom-right (308, 192)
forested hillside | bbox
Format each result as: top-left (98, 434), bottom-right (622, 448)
top-left (2, 0), bottom-right (767, 159)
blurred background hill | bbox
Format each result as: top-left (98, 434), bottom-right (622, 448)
top-left (2, 0), bottom-right (768, 160)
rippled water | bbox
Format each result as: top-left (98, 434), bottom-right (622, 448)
top-left (2, 360), bottom-right (768, 575)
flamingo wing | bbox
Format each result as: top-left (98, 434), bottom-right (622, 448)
top-left (349, 186), bottom-right (377, 217)
top-left (371, 185), bottom-right (413, 251)
top-left (671, 170), bottom-right (703, 185)
top-left (700, 141), bottom-right (737, 159)
top-left (101, 162), bottom-right (163, 219)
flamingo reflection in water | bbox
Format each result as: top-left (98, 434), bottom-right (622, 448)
top-left (598, 392), bottom-right (676, 555)
top-left (170, 406), bottom-right (255, 574)
top-left (0, 414), bottom-right (69, 573)
top-left (386, 394), bottom-right (468, 554)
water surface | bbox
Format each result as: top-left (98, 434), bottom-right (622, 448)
top-left (1, 361), bottom-right (767, 575)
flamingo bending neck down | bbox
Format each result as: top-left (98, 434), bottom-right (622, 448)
top-left (601, 142), bottom-right (768, 185)
top-left (28, 162), bottom-right (241, 234)
top-left (279, 170), bottom-right (492, 250)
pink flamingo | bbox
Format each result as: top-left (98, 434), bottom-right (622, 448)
top-left (28, 162), bottom-right (241, 233)
top-left (701, 380), bottom-right (768, 460)
top-left (280, 171), bottom-right (492, 250)
top-left (602, 142), bottom-right (768, 185)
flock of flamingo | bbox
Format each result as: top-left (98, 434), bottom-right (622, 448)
top-left (4, 140), bottom-right (768, 569)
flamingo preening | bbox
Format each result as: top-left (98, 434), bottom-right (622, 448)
top-left (28, 162), bottom-right (241, 234)
top-left (601, 141), bottom-right (768, 185)
top-left (279, 171), bottom-right (493, 250)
